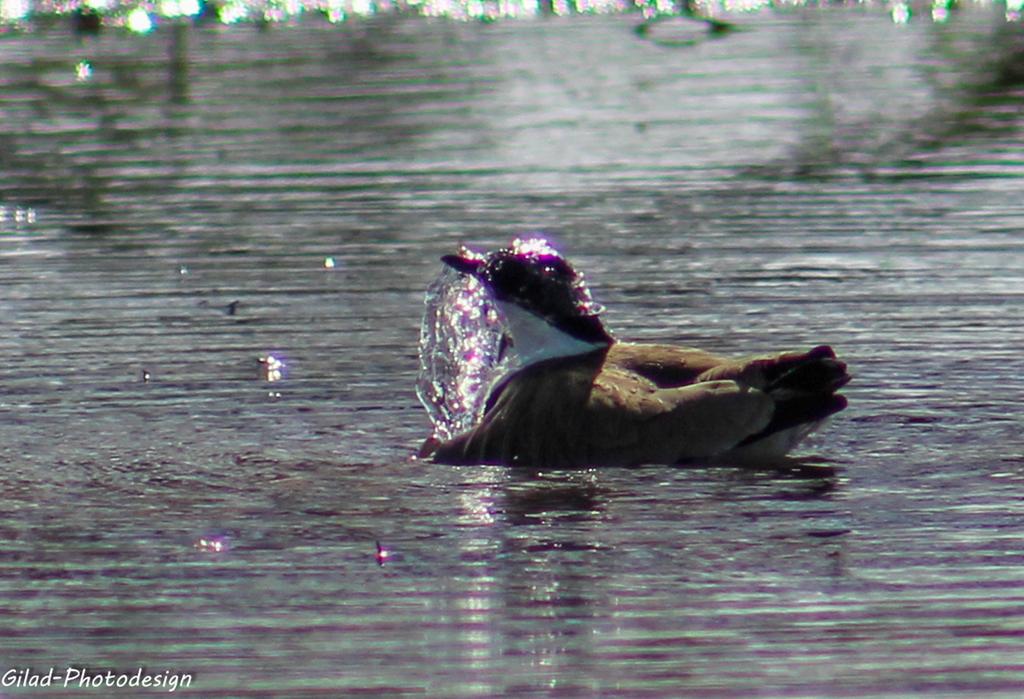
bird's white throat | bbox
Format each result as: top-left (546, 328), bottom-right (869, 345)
top-left (496, 300), bottom-right (607, 368)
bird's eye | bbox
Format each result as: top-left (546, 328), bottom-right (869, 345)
top-left (487, 257), bottom-right (531, 296)
top-left (537, 256), bottom-right (572, 279)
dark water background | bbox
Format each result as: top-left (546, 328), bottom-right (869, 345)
top-left (2, 8), bottom-right (1024, 697)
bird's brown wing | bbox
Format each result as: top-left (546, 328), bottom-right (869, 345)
top-left (695, 345), bottom-right (849, 394)
top-left (581, 344), bottom-right (849, 465)
top-left (581, 364), bottom-right (775, 466)
top-left (605, 342), bottom-right (727, 388)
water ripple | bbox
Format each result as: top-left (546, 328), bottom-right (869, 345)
top-left (1, 13), bottom-right (1023, 698)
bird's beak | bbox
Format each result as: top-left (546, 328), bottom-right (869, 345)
top-left (441, 247), bottom-right (485, 276)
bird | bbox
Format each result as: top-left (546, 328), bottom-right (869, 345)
top-left (419, 237), bottom-right (850, 468)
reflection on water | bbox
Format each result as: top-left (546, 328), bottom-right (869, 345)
top-left (2, 0), bottom-right (1022, 27)
top-left (776, 9), bottom-right (1024, 179)
top-left (1, 7), bottom-right (1024, 698)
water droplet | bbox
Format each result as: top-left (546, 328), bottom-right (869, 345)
top-left (126, 7), bottom-right (154, 33)
top-left (194, 536), bottom-right (230, 553)
top-left (259, 354), bottom-right (286, 382)
top-left (891, 2), bottom-right (911, 24)
top-left (75, 60), bottom-right (93, 82)
top-left (376, 541), bottom-right (391, 565)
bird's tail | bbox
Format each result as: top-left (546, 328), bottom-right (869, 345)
top-left (736, 345), bottom-right (851, 446)
top-left (761, 345), bottom-right (851, 401)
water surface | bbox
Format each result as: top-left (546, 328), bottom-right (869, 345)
top-left (1, 9), bottom-right (1024, 697)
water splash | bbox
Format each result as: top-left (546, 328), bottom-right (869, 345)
top-left (416, 266), bottom-right (518, 443)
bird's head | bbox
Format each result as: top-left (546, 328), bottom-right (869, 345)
top-left (442, 237), bottom-right (613, 364)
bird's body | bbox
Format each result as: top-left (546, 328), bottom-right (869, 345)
top-left (431, 341), bottom-right (847, 468)
top-left (420, 237), bottom-right (849, 468)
